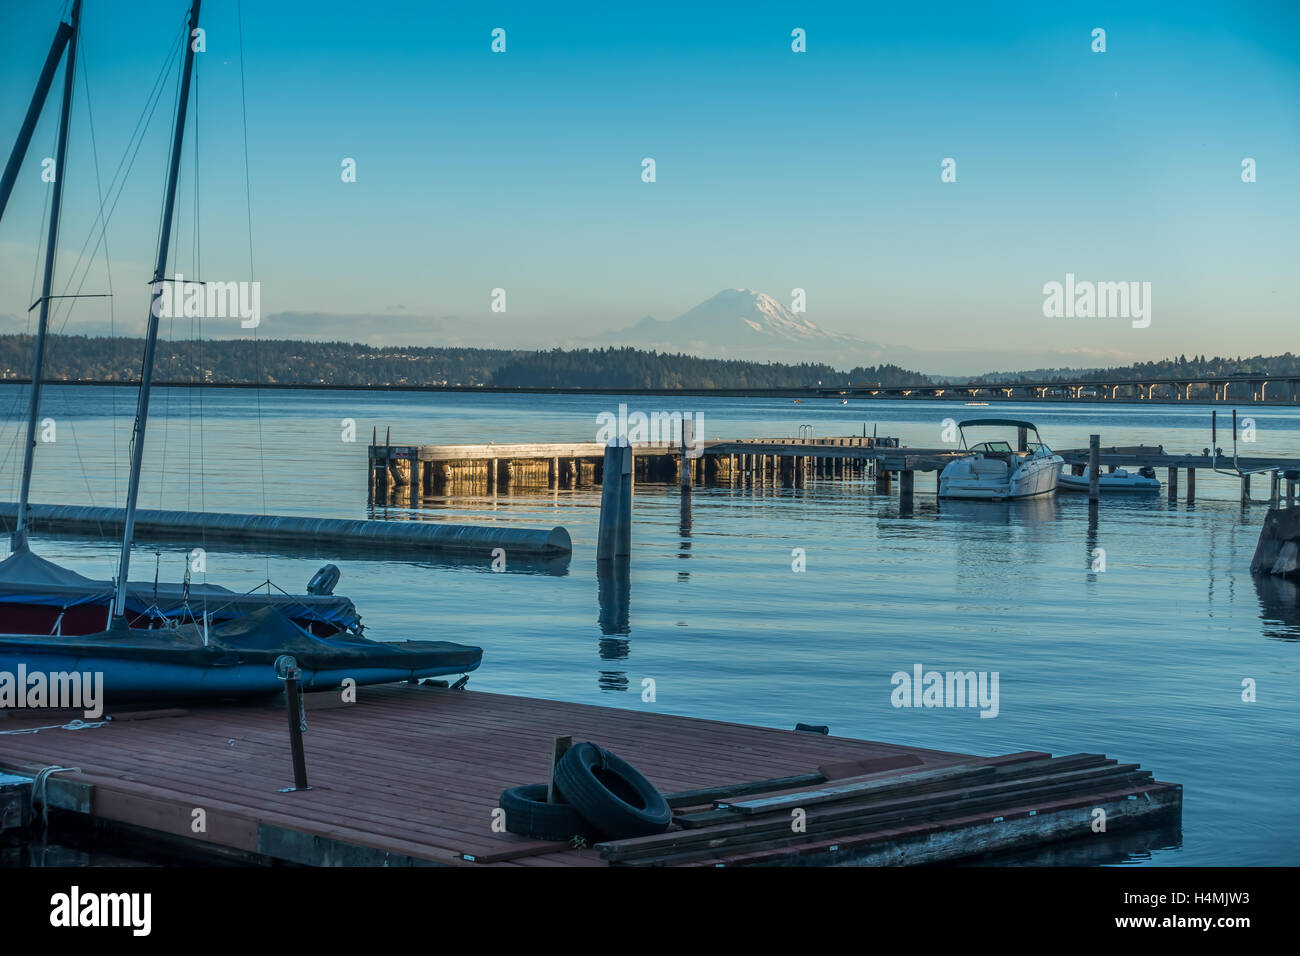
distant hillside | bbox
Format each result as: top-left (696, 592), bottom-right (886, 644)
top-left (491, 348), bottom-right (922, 389)
top-left (0, 335), bottom-right (521, 387)
top-left (2, 335), bottom-right (1294, 391)
top-left (0, 335), bottom-right (927, 390)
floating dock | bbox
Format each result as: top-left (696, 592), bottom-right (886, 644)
top-left (0, 502), bottom-right (572, 557)
top-left (0, 685), bottom-right (1180, 867)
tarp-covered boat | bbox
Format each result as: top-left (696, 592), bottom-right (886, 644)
top-left (1057, 465), bottom-right (1161, 494)
top-left (0, 547), bottom-right (360, 636)
top-left (0, 606), bottom-right (481, 702)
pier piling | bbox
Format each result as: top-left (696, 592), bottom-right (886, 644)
top-left (597, 442), bottom-right (633, 560)
top-left (1088, 435), bottom-right (1101, 500)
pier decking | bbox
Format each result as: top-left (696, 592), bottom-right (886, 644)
top-left (0, 684), bottom-right (1180, 866)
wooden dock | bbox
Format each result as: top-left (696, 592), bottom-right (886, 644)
top-left (0, 685), bottom-right (1180, 866)
top-left (370, 433), bottom-right (917, 505)
top-left (371, 433), bottom-right (1300, 510)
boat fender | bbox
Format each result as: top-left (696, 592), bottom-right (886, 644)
top-left (307, 564), bottom-right (341, 595)
top-left (553, 742), bottom-right (672, 839)
top-left (498, 783), bottom-right (603, 843)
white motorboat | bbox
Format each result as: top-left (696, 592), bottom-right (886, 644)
top-left (1058, 465), bottom-right (1161, 494)
top-left (938, 419), bottom-right (1063, 500)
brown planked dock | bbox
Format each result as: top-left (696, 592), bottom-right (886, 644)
top-left (0, 684), bottom-right (1180, 866)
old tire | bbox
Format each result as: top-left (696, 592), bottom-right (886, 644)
top-left (498, 784), bottom-right (602, 842)
top-left (553, 742), bottom-right (672, 839)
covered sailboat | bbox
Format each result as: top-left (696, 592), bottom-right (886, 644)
top-left (1, 0), bottom-right (483, 698)
top-left (0, 547), bottom-right (360, 636)
top-left (1, 606), bottom-right (481, 702)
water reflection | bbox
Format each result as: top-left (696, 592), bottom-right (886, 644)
top-left (596, 559), bottom-right (630, 691)
top-left (1253, 573), bottom-right (1300, 641)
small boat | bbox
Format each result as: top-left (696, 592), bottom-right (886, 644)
top-left (840, 399), bottom-right (848, 405)
top-left (0, 606), bottom-right (481, 702)
top-left (938, 419), bottom-right (1063, 500)
top-left (0, 547), bottom-right (360, 636)
top-left (1058, 465), bottom-right (1160, 494)
top-left (965, 401), bottom-right (990, 406)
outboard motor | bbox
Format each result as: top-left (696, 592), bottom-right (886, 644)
top-left (1138, 466), bottom-right (1156, 480)
top-left (307, 564), bottom-right (341, 596)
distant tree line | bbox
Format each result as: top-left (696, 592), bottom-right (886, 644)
top-left (0, 336), bottom-right (926, 389)
top-left (1, 335), bottom-right (1294, 390)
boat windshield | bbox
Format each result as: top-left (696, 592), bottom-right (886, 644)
top-left (969, 440), bottom-right (1014, 455)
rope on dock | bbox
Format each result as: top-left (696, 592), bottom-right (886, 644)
top-left (0, 717), bottom-right (109, 735)
top-left (31, 764), bottom-right (82, 828)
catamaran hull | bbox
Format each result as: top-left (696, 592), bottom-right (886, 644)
top-left (1, 650), bottom-right (478, 700)
top-left (0, 607), bottom-right (482, 704)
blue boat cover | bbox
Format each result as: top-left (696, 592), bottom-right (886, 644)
top-left (0, 546), bottom-right (360, 630)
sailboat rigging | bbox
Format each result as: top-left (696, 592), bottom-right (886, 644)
top-left (0, 0), bottom-right (482, 699)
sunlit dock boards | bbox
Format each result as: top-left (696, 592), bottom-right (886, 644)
top-left (0, 685), bottom-right (1180, 867)
top-left (370, 434), bottom-right (915, 503)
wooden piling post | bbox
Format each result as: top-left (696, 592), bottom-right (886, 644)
top-left (1270, 471), bottom-right (1281, 507)
top-left (1241, 474), bottom-right (1250, 506)
top-left (597, 443), bottom-right (633, 560)
top-left (1167, 467), bottom-right (1178, 503)
top-left (1088, 435), bottom-right (1101, 501)
top-left (900, 469), bottom-right (914, 514)
top-left (1186, 467), bottom-right (1195, 504)
top-left (680, 419), bottom-right (693, 490)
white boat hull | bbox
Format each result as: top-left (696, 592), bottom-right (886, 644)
top-left (939, 455), bottom-right (1063, 501)
top-left (1057, 467), bottom-right (1161, 494)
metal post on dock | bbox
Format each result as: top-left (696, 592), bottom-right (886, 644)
top-left (275, 655), bottom-right (310, 793)
top-left (1241, 474), bottom-right (1251, 507)
top-left (1088, 435), bottom-right (1101, 501)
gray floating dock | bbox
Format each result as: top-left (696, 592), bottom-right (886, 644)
top-left (0, 502), bottom-right (572, 556)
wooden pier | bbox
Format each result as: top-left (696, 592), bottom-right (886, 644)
top-left (370, 433), bottom-right (915, 504)
top-left (371, 433), bottom-right (1300, 511)
top-left (0, 685), bottom-right (1180, 867)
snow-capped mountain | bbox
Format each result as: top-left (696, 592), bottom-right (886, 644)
top-left (595, 289), bottom-right (878, 362)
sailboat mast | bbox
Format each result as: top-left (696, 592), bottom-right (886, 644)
top-left (111, 0), bottom-right (202, 620)
top-left (12, 0), bottom-right (81, 552)
top-left (0, 15), bottom-right (74, 227)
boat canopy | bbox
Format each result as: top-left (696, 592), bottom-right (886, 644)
top-left (957, 419), bottom-right (1041, 430)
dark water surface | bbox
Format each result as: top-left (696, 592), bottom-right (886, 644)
top-left (2, 385), bottom-right (1297, 865)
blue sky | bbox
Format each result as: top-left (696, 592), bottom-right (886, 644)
top-left (1, 0), bottom-right (1297, 374)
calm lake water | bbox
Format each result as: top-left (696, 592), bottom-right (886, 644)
top-left (2, 384), bottom-right (1297, 866)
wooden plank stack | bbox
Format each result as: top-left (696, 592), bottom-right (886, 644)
top-left (596, 752), bottom-right (1166, 866)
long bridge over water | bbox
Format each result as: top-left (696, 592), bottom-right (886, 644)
top-left (816, 373), bottom-right (1300, 404)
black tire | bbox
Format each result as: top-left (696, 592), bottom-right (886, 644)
top-left (498, 784), bottom-right (602, 842)
top-left (553, 742), bottom-right (672, 839)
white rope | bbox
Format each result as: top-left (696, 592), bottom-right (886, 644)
top-left (32, 764), bottom-right (82, 828)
